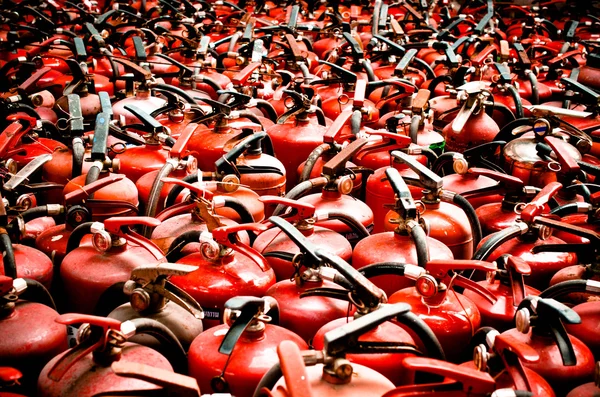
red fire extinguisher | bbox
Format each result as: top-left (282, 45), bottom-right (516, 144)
top-left (59, 216), bottom-right (166, 314)
top-left (35, 174), bottom-right (134, 265)
top-left (0, 366), bottom-right (27, 397)
top-left (473, 183), bottom-right (578, 290)
top-left (277, 138), bottom-right (373, 246)
top-left (387, 259), bottom-right (497, 363)
top-left (93, 262), bottom-right (205, 349)
top-left (0, 276), bottom-right (67, 391)
top-left (503, 296), bottom-right (595, 395)
top-left (253, 196), bottom-right (352, 281)
top-left (353, 167), bottom-right (453, 296)
top-left (567, 364), bottom-right (600, 397)
top-left (539, 278), bottom-right (600, 359)
top-left (151, 177), bottom-right (253, 253)
top-left (463, 254), bottom-right (540, 331)
top-left (468, 330), bottom-right (556, 396)
top-left (188, 296), bottom-right (307, 397)
top-left (258, 302), bottom-right (445, 396)
top-left (259, 214), bottom-right (353, 343)
top-left (37, 313), bottom-right (187, 397)
top-left (385, 150), bottom-right (482, 259)
top-left (168, 222), bottom-right (276, 329)
top-left (442, 82), bottom-right (500, 153)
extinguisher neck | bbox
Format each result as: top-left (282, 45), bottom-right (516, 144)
top-left (422, 286), bottom-right (448, 307)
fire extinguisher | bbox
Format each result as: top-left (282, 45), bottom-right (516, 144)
top-left (259, 213), bottom-right (354, 343)
top-left (93, 262), bottom-right (204, 349)
top-left (386, 259), bottom-right (497, 363)
top-left (267, 88), bottom-right (329, 190)
top-left (37, 313), bottom-right (187, 397)
top-left (473, 182), bottom-right (578, 290)
top-left (258, 302), bottom-right (445, 395)
top-left (380, 357), bottom-right (498, 397)
top-left (187, 296), bottom-right (307, 397)
top-left (151, 177), bottom-right (254, 253)
top-left (353, 167), bottom-right (453, 296)
top-left (59, 216), bottom-right (166, 314)
top-left (0, 276), bottom-right (67, 392)
top-left (263, 214), bottom-right (441, 387)
top-left (469, 329), bottom-right (556, 396)
top-left (503, 296), bottom-right (595, 395)
top-left (567, 363), bottom-right (600, 397)
top-left (167, 222), bottom-right (276, 329)
top-left (442, 82), bottom-right (500, 153)
top-left (136, 121), bottom-right (198, 222)
top-left (386, 150), bottom-right (482, 259)
top-left (34, 174), bottom-right (136, 265)
top-left (253, 196), bottom-right (353, 281)
top-left (539, 279), bottom-right (600, 359)
top-left (62, 112), bottom-right (139, 219)
top-left (463, 254), bottom-right (540, 332)
top-left (276, 138), bottom-right (373, 246)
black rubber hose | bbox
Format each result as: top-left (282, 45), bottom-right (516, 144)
top-left (578, 161), bottom-right (600, 179)
top-left (409, 223), bottom-right (429, 268)
top-left (526, 71), bottom-right (539, 105)
top-left (409, 115), bottom-right (420, 144)
top-left (222, 197), bottom-right (255, 223)
top-left (196, 75), bottom-right (223, 96)
top-left (419, 148), bottom-right (439, 167)
top-left (359, 262), bottom-right (406, 278)
top-left (21, 278), bottom-right (57, 311)
top-left (273, 178), bottom-right (328, 216)
top-left (85, 163), bottom-right (102, 186)
top-left (65, 222), bottom-right (94, 255)
top-left (505, 84), bottom-right (524, 119)
top-left (431, 152), bottom-right (456, 174)
top-left (413, 57), bottom-right (436, 80)
top-left (398, 311), bottom-right (446, 361)
top-left (166, 230), bottom-right (200, 262)
top-left (237, 110), bottom-right (265, 130)
top-left (143, 162), bottom-right (176, 237)
top-left (564, 183), bottom-right (592, 203)
top-left (93, 281), bottom-right (128, 317)
top-left (254, 99), bottom-right (278, 122)
top-left (20, 206), bottom-right (51, 223)
top-left (539, 280), bottom-right (587, 300)
top-left (314, 107), bottom-right (327, 126)
top-left (452, 193), bottom-right (482, 252)
top-left (5, 103), bottom-right (41, 120)
top-left (550, 203), bottom-right (582, 217)
top-left (165, 173), bottom-right (198, 208)
top-left (327, 211), bottom-right (370, 239)
top-left (472, 225), bottom-right (525, 261)
top-left (129, 318), bottom-right (187, 374)
top-left (252, 362), bottom-right (282, 397)
top-left (0, 232), bottom-right (16, 279)
top-left (299, 143), bottom-right (331, 183)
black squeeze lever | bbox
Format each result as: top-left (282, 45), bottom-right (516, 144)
top-left (322, 138), bottom-right (369, 180)
top-left (560, 78), bottom-right (600, 110)
top-left (515, 296), bottom-right (581, 366)
top-left (214, 131), bottom-right (282, 177)
top-left (324, 303), bottom-right (445, 361)
top-left (386, 167), bottom-right (418, 220)
top-left (310, 60), bottom-right (357, 87)
top-left (268, 216), bottom-right (385, 311)
top-left (123, 105), bottom-right (168, 136)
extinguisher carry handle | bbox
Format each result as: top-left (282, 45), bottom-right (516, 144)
top-left (216, 130), bottom-right (268, 175)
top-left (0, 367), bottom-right (22, 384)
top-left (67, 93), bottom-right (84, 135)
top-left (467, 168), bottom-right (524, 190)
top-left (519, 181), bottom-right (562, 223)
top-left (123, 104), bottom-right (167, 135)
top-left (259, 196), bottom-right (315, 221)
top-left (323, 109), bottom-right (354, 143)
top-left (391, 150), bottom-right (442, 191)
top-left (268, 216), bottom-right (320, 264)
top-left (401, 357), bottom-right (496, 394)
top-left (322, 138), bottom-right (369, 178)
top-left (231, 61), bottom-right (262, 86)
top-left (412, 89), bottom-right (430, 115)
top-left (313, 60), bottom-right (357, 85)
top-left (112, 57), bottom-right (154, 82)
top-left (211, 222), bottom-right (270, 271)
top-left (0, 120), bottom-right (29, 158)
top-left (560, 77), bottom-right (600, 104)
top-left (543, 136), bottom-right (581, 175)
top-left (493, 62), bottom-right (513, 85)
top-left (3, 153), bottom-right (52, 192)
top-left (170, 122), bottom-right (197, 159)
top-left (353, 79), bottom-right (367, 109)
top-left (493, 333), bottom-right (540, 364)
top-left (426, 259), bottom-right (497, 279)
top-left (56, 313), bottom-right (123, 329)
top-left (64, 174), bottom-right (125, 205)
top-left (91, 112), bottom-right (110, 162)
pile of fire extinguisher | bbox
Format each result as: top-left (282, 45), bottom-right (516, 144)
top-left (2, 0), bottom-right (600, 395)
